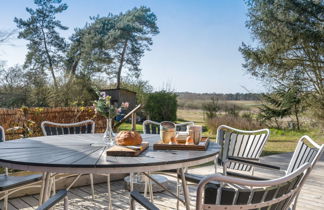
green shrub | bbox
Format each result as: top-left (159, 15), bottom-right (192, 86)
top-left (144, 91), bottom-right (177, 121)
top-left (202, 97), bottom-right (220, 120)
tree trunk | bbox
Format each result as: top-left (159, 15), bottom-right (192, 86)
top-left (294, 105), bottom-right (300, 130)
top-left (41, 28), bottom-right (58, 90)
top-left (274, 118), bottom-right (281, 129)
top-left (47, 54), bottom-right (58, 90)
top-left (116, 40), bottom-right (128, 89)
top-left (67, 58), bottom-right (80, 84)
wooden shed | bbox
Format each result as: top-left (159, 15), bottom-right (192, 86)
top-left (100, 88), bottom-right (137, 110)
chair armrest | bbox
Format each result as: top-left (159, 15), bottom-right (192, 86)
top-left (177, 173), bottom-right (220, 186)
top-left (131, 191), bottom-right (159, 210)
top-left (36, 190), bottom-right (67, 210)
top-left (226, 171), bottom-right (270, 180)
top-left (227, 156), bottom-right (281, 170)
top-left (230, 157), bottom-right (259, 161)
top-left (177, 173), bottom-right (204, 184)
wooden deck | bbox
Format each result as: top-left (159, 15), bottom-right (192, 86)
top-left (1, 152), bottom-right (323, 209)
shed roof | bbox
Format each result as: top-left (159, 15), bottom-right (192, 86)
top-left (100, 88), bottom-right (137, 95)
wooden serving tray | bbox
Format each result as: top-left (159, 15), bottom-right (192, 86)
top-left (153, 137), bottom-right (209, 151)
top-left (106, 142), bottom-right (149, 156)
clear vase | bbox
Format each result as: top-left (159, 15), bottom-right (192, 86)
top-left (103, 118), bottom-right (114, 146)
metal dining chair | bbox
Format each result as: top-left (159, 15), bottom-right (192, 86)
top-left (41, 120), bottom-right (96, 200)
top-left (143, 120), bottom-right (194, 134)
top-left (175, 122), bottom-right (194, 132)
top-left (216, 125), bottom-right (270, 176)
top-left (0, 126), bottom-right (4, 143)
top-left (131, 162), bottom-right (312, 210)
top-left (0, 125), bottom-right (43, 210)
top-left (41, 120), bottom-right (95, 136)
top-left (182, 135), bottom-right (324, 210)
top-left (143, 120), bottom-right (160, 134)
top-left (178, 125), bottom-right (268, 207)
top-left (224, 135), bottom-right (324, 209)
top-left (178, 125), bottom-right (270, 196)
top-left (36, 189), bottom-right (68, 210)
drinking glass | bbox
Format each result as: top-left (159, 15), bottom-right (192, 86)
top-left (188, 125), bottom-right (202, 145)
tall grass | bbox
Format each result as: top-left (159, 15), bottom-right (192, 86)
top-left (207, 115), bottom-right (263, 134)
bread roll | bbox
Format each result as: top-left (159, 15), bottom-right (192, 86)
top-left (116, 131), bottom-right (143, 146)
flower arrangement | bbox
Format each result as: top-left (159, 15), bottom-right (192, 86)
top-left (93, 92), bottom-right (129, 119)
top-left (93, 91), bottom-right (129, 146)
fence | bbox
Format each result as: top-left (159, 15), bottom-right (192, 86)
top-left (0, 107), bottom-right (108, 140)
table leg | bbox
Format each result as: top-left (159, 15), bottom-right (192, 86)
top-left (39, 172), bottom-right (47, 205)
top-left (129, 172), bottom-right (135, 210)
top-left (180, 168), bottom-right (191, 210)
top-left (90, 173), bottom-right (95, 200)
top-left (176, 169), bottom-right (180, 210)
top-left (52, 176), bottom-right (56, 196)
top-left (147, 172), bottom-right (154, 203)
top-left (214, 158), bottom-right (218, 173)
top-left (214, 154), bottom-right (219, 173)
top-left (144, 173), bottom-right (148, 197)
top-left (43, 173), bottom-right (52, 202)
top-left (107, 174), bottom-right (112, 210)
top-left (64, 196), bottom-right (69, 210)
top-left (3, 191), bottom-right (8, 210)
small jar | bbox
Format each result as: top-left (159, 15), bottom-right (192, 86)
top-left (160, 121), bottom-right (176, 144)
top-left (188, 125), bottom-right (202, 145)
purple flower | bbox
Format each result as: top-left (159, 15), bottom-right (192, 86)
top-left (100, 92), bottom-right (106, 98)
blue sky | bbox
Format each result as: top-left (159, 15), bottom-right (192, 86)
top-left (0, 0), bottom-right (264, 93)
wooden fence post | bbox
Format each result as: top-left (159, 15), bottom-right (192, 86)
top-left (131, 113), bottom-right (136, 131)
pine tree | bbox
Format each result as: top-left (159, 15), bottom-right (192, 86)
top-left (66, 6), bottom-right (159, 88)
top-left (240, 0), bottom-right (324, 121)
top-left (259, 83), bottom-right (306, 130)
top-left (14, 0), bottom-right (68, 90)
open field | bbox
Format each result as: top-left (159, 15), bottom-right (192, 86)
top-left (177, 98), bottom-right (261, 112)
top-left (177, 109), bottom-right (205, 123)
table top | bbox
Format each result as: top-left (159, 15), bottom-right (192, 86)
top-left (0, 134), bottom-right (219, 174)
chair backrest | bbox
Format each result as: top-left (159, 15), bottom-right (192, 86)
top-left (216, 125), bottom-right (270, 172)
top-left (196, 163), bottom-right (311, 210)
top-left (0, 125), bottom-right (5, 142)
top-left (175, 122), bottom-right (194, 132)
top-left (143, 120), bottom-right (161, 134)
top-left (41, 120), bottom-right (95, 136)
top-left (286, 135), bottom-right (324, 175)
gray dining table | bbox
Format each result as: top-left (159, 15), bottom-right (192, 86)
top-left (0, 133), bottom-right (219, 209)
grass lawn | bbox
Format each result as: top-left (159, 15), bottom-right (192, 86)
top-left (119, 123), bottom-right (144, 132)
top-left (177, 109), bottom-right (205, 123)
top-left (263, 129), bottom-right (324, 156)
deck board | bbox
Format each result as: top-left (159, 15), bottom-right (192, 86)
top-left (3, 152), bottom-right (324, 210)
